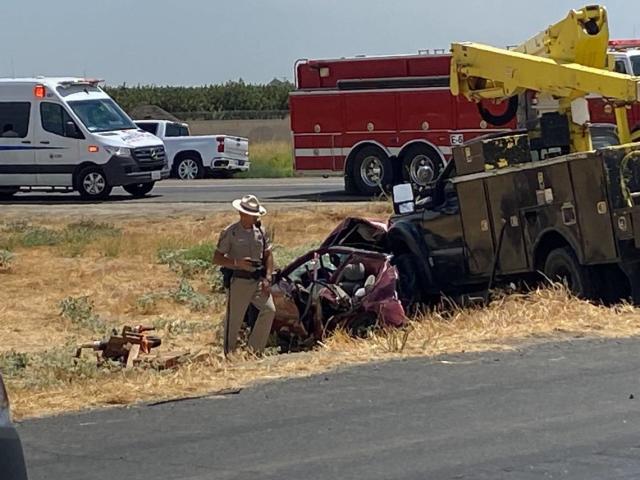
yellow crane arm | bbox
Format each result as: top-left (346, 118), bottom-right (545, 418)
top-left (450, 42), bottom-right (640, 101)
top-left (514, 5), bottom-right (609, 68)
top-left (449, 5), bottom-right (640, 151)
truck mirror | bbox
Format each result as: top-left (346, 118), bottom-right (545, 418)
top-left (392, 183), bottom-right (415, 214)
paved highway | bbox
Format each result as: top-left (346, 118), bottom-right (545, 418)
top-left (18, 338), bottom-right (640, 479)
top-left (1, 178), bottom-right (362, 205)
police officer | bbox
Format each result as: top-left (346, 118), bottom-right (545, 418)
top-left (213, 195), bottom-right (275, 354)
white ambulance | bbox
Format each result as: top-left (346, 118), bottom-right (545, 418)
top-left (0, 77), bottom-right (168, 200)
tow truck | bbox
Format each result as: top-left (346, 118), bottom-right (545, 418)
top-left (386, 5), bottom-right (640, 305)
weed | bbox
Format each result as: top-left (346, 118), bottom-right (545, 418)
top-left (22, 227), bottom-right (62, 247)
top-left (1, 344), bottom-right (113, 389)
top-left (0, 351), bottom-right (29, 376)
top-left (158, 244), bottom-right (214, 278)
top-left (59, 296), bottom-right (110, 333)
top-left (136, 292), bottom-right (168, 314)
top-left (1, 220), bottom-right (29, 233)
top-left (59, 220), bottom-right (122, 257)
top-left (0, 249), bottom-right (15, 272)
top-left (170, 279), bottom-right (210, 311)
top-left (152, 318), bottom-right (211, 335)
top-left (237, 141), bottom-right (293, 178)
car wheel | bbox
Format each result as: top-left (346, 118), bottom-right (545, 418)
top-left (0, 187), bottom-right (19, 199)
top-left (401, 145), bottom-right (442, 187)
top-left (123, 182), bottom-right (155, 197)
top-left (543, 247), bottom-right (595, 299)
top-left (352, 146), bottom-right (393, 196)
top-left (77, 167), bottom-right (112, 201)
top-left (175, 157), bottom-right (204, 180)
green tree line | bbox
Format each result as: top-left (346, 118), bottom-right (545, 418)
top-left (105, 79), bottom-right (294, 115)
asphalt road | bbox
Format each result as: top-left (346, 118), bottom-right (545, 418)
top-left (17, 338), bottom-right (640, 479)
top-left (1, 178), bottom-right (359, 205)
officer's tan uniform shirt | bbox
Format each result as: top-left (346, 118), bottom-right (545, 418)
top-left (216, 222), bottom-right (271, 265)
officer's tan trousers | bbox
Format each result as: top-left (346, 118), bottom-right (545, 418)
top-left (225, 277), bottom-right (276, 353)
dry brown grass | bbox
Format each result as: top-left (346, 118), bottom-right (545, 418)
top-left (3, 203), bottom-right (640, 421)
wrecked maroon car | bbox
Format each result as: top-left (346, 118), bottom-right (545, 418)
top-left (269, 218), bottom-right (407, 350)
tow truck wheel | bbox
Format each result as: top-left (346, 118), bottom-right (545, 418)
top-left (543, 247), bottom-right (595, 299)
top-left (401, 145), bottom-right (442, 187)
top-left (123, 182), bottom-right (155, 198)
top-left (352, 146), bottom-right (393, 196)
top-left (174, 157), bottom-right (204, 180)
top-left (0, 187), bottom-right (19, 198)
top-left (76, 167), bottom-right (112, 201)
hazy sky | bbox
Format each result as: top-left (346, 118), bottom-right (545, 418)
top-left (0, 0), bottom-right (637, 86)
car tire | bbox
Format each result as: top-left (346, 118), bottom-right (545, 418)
top-left (0, 187), bottom-right (19, 199)
top-left (76, 166), bottom-right (112, 201)
top-left (123, 182), bottom-right (155, 197)
top-left (352, 146), bottom-right (393, 196)
top-left (174, 157), bottom-right (204, 180)
top-left (401, 145), bottom-right (443, 187)
top-left (543, 247), bottom-right (595, 299)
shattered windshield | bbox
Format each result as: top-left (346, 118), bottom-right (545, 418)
top-left (68, 98), bottom-right (136, 133)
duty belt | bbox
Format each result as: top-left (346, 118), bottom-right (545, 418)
top-left (232, 270), bottom-right (259, 280)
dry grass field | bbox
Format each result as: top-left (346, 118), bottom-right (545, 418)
top-left (2, 203), bottom-right (640, 420)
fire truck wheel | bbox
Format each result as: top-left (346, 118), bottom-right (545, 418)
top-left (352, 146), bottom-right (393, 195)
top-left (401, 145), bottom-right (442, 187)
top-left (543, 247), bottom-right (596, 299)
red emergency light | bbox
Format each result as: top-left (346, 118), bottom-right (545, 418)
top-left (609, 39), bottom-right (640, 50)
top-left (34, 85), bottom-right (46, 98)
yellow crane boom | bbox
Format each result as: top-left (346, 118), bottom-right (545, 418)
top-left (450, 5), bottom-right (640, 152)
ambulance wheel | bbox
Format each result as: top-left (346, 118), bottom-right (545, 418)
top-left (401, 145), bottom-right (442, 187)
top-left (352, 146), bottom-right (393, 196)
top-left (543, 247), bottom-right (595, 299)
top-left (0, 187), bottom-right (19, 198)
top-left (76, 166), bottom-right (112, 200)
top-left (123, 182), bottom-right (155, 197)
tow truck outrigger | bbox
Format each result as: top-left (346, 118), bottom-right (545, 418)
top-left (387, 5), bottom-right (640, 305)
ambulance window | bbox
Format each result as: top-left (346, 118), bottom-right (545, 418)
top-left (40, 103), bottom-right (82, 138)
top-left (0, 102), bottom-right (30, 139)
top-left (164, 122), bottom-right (182, 137)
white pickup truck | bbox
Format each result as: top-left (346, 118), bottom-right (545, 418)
top-left (135, 120), bottom-right (249, 180)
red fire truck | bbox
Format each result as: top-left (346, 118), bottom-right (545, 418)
top-left (290, 42), bottom-right (640, 196)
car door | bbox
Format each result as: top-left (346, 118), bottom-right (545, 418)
top-left (0, 101), bottom-right (36, 186)
top-left (35, 102), bottom-right (82, 186)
